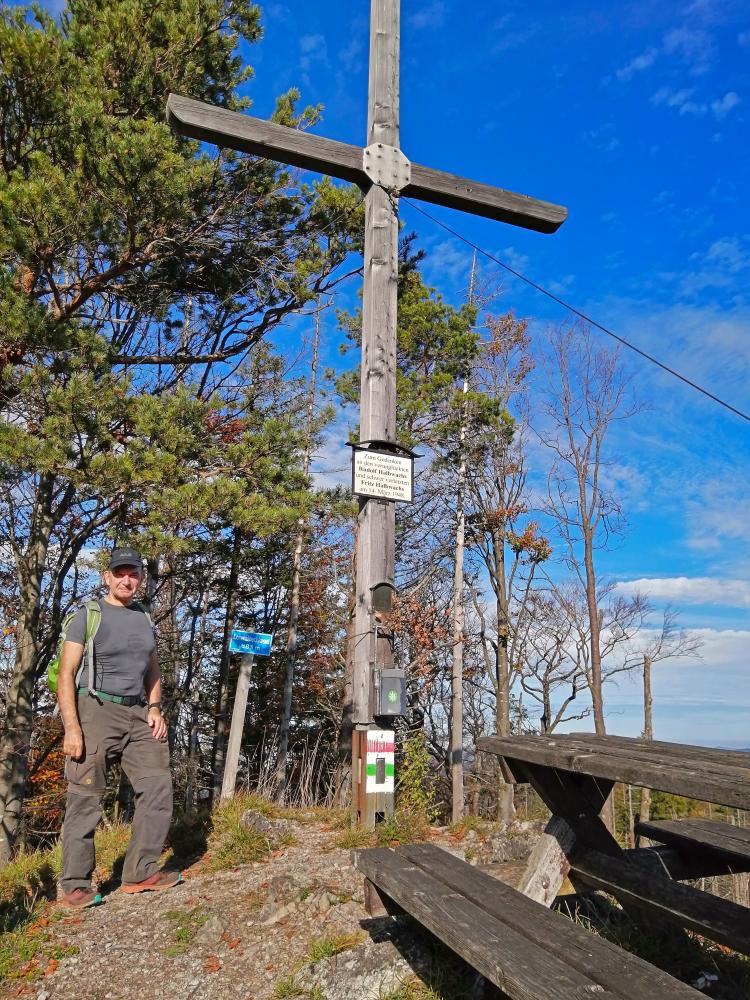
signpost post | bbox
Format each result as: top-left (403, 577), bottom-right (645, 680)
top-left (220, 630), bottom-right (273, 801)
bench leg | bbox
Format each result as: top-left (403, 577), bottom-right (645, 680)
top-left (517, 815), bottom-right (578, 906)
top-left (364, 877), bottom-right (403, 918)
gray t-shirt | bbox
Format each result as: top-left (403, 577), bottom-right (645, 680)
top-left (66, 599), bottom-right (156, 697)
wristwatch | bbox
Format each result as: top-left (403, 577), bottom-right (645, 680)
top-left (148, 701), bottom-right (162, 711)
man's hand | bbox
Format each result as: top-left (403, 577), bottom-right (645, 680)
top-left (63, 727), bottom-right (84, 761)
top-left (148, 709), bottom-right (168, 741)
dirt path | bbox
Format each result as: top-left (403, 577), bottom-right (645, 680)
top-left (14, 821), bottom-right (380, 1000)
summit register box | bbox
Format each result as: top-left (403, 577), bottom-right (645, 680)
top-left (377, 668), bottom-right (406, 717)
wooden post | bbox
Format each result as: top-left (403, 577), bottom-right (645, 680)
top-left (350, 0), bottom-right (399, 730)
top-left (220, 653), bottom-right (254, 800)
top-left (349, 0), bottom-right (400, 827)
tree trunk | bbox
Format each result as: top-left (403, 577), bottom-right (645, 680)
top-left (338, 526), bottom-right (358, 808)
top-left (0, 474), bottom-right (54, 865)
top-left (211, 530), bottom-right (242, 801)
top-left (275, 305), bottom-right (321, 802)
top-left (450, 374), bottom-right (469, 822)
top-left (581, 501), bottom-right (613, 832)
top-left (640, 653), bottom-right (653, 823)
top-left (493, 526), bottom-right (515, 823)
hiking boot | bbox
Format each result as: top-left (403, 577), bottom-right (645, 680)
top-left (121, 869), bottom-right (182, 894)
top-left (59, 887), bottom-right (102, 910)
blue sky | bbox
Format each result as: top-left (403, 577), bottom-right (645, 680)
top-left (25, 0), bottom-right (750, 744)
top-left (239, 0), bottom-right (749, 746)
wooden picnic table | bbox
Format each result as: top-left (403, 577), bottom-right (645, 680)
top-left (476, 733), bottom-right (750, 956)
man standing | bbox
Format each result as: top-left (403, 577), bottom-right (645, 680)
top-left (57, 547), bottom-right (180, 908)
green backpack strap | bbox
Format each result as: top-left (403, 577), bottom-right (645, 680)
top-left (80, 599), bottom-right (102, 698)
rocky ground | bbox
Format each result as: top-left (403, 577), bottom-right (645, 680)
top-left (2, 816), bottom-right (541, 1000)
top-left (3, 813), bottom-right (747, 1000)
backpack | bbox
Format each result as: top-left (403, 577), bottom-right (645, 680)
top-left (47, 599), bottom-right (102, 696)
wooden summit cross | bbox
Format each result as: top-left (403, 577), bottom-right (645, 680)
top-left (167, 0), bottom-right (566, 823)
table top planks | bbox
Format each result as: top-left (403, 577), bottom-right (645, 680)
top-left (476, 734), bottom-right (750, 812)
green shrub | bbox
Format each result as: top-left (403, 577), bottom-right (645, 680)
top-left (397, 732), bottom-right (437, 824)
top-left (374, 810), bottom-right (430, 846)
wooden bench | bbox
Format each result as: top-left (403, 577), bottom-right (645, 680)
top-left (478, 734), bottom-right (750, 956)
top-left (354, 843), bottom-right (703, 1000)
top-left (636, 818), bottom-right (750, 872)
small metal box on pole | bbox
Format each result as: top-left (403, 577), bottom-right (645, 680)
top-left (377, 668), bottom-right (406, 717)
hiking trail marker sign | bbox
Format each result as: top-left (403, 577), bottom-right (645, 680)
top-left (221, 630), bottom-right (273, 800)
top-left (229, 630), bottom-right (273, 657)
top-left (365, 730), bottom-right (395, 793)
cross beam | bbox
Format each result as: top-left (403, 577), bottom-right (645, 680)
top-left (167, 0), bottom-right (566, 825)
top-left (167, 94), bottom-right (567, 234)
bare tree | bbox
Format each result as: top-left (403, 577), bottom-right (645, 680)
top-left (540, 324), bottom-right (639, 831)
top-left (516, 589), bottom-right (590, 733)
top-left (541, 323), bottom-right (639, 727)
top-left (466, 312), bottom-right (550, 821)
top-left (637, 606), bottom-right (703, 822)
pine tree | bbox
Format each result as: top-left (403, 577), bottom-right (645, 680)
top-left (0, 0), bottom-right (362, 861)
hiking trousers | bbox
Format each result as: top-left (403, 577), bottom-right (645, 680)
top-left (61, 694), bottom-right (172, 892)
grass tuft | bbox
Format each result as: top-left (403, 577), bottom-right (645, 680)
top-left (274, 973), bottom-right (306, 998)
top-left (381, 977), bottom-right (442, 1000)
top-left (374, 810), bottom-right (431, 847)
top-left (204, 793), bottom-right (296, 872)
top-left (447, 815), bottom-right (489, 841)
top-left (306, 932), bottom-right (364, 964)
top-left (333, 826), bottom-right (373, 850)
top-left (163, 905), bottom-right (208, 958)
top-left (0, 904), bottom-right (78, 984)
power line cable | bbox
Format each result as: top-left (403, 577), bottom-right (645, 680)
top-left (403, 198), bottom-right (750, 424)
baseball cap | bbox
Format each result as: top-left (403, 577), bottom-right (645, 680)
top-left (108, 547), bottom-right (143, 571)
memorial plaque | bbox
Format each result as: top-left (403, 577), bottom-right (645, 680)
top-left (352, 447), bottom-right (414, 503)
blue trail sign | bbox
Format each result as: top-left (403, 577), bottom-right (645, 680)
top-left (229, 630), bottom-right (273, 656)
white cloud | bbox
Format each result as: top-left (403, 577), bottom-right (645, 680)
top-left (615, 48), bottom-right (659, 82)
top-left (615, 577), bottom-right (750, 609)
top-left (493, 26), bottom-right (541, 53)
top-left (650, 86), bottom-right (706, 116)
top-left (422, 239), bottom-right (474, 287)
top-left (678, 235), bottom-right (750, 296)
top-left (408, 2), bottom-right (448, 30)
top-left (265, 3), bottom-right (291, 20)
top-left (298, 33), bottom-right (329, 86)
top-left (711, 91), bottom-right (741, 120)
top-left (300, 33), bottom-right (327, 57)
top-left (663, 24), bottom-right (714, 75)
top-left (497, 246), bottom-right (530, 275)
top-left (311, 412), bottom-right (355, 491)
top-left (339, 36), bottom-right (363, 71)
top-left (555, 627), bottom-right (750, 744)
top-left (651, 86), bottom-right (742, 121)
top-left (584, 123), bottom-right (620, 153)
